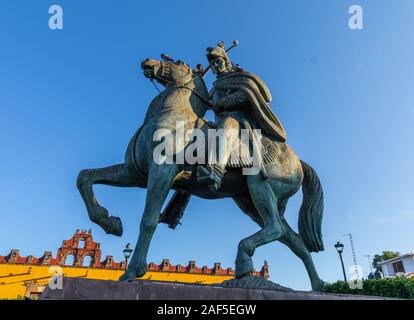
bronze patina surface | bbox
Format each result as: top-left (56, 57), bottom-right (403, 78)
top-left (77, 42), bottom-right (325, 291)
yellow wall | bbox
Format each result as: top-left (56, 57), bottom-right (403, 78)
top-left (0, 263), bottom-right (232, 299)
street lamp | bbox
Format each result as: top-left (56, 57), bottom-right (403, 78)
top-left (334, 241), bottom-right (347, 282)
top-left (123, 243), bottom-right (133, 269)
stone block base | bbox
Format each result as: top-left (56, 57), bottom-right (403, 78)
top-left (40, 278), bottom-right (395, 300)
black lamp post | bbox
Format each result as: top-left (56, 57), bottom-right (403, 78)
top-left (123, 243), bottom-right (133, 270)
top-left (334, 241), bottom-right (347, 282)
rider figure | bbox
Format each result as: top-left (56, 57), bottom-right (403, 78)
top-left (197, 42), bottom-right (288, 190)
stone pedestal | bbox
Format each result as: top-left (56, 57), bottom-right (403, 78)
top-left (40, 278), bottom-right (394, 300)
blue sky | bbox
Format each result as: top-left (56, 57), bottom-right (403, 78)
top-left (1, 0), bottom-right (414, 290)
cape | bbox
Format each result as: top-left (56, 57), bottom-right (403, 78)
top-left (212, 71), bottom-right (287, 142)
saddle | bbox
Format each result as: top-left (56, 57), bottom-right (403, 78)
top-left (196, 118), bottom-right (280, 169)
top-left (159, 119), bottom-right (283, 230)
top-left (227, 133), bottom-right (279, 168)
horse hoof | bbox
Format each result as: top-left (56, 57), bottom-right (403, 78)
top-left (119, 262), bottom-right (146, 282)
top-left (312, 280), bottom-right (327, 292)
top-left (104, 216), bottom-right (123, 237)
top-left (135, 261), bottom-right (147, 278)
top-left (119, 271), bottom-right (136, 282)
top-left (235, 258), bottom-right (254, 278)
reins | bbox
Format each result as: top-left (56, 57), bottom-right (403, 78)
top-left (152, 63), bottom-right (213, 109)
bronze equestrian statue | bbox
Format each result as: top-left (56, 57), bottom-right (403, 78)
top-left (77, 42), bottom-right (325, 291)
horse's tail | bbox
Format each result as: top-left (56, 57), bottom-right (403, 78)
top-left (298, 160), bottom-right (324, 253)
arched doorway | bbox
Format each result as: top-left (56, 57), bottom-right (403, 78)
top-left (82, 255), bottom-right (93, 267)
top-left (64, 254), bottom-right (75, 266)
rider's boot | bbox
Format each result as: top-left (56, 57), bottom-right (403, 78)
top-left (197, 164), bottom-right (225, 191)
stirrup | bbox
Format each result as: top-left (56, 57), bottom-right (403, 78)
top-left (197, 165), bottom-right (224, 191)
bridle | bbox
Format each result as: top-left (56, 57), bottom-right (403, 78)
top-left (151, 62), bottom-right (214, 109)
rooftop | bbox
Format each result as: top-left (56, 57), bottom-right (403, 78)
top-left (377, 253), bottom-right (414, 265)
top-left (0, 229), bottom-right (269, 278)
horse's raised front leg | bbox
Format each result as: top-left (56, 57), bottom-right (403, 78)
top-left (120, 164), bottom-right (178, 281)
top-left (77, 164), bottom-right (138, 236)
top-left (235, 175), bottom-right (286, 278)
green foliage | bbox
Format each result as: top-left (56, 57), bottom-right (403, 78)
top-left (325, 278), bottom-right (414, 299)
top-left (372, 251), bottom-right (400, 271)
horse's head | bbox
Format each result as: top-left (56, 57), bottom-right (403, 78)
top-left (141, 58), bottom-right (195, 87)
top-left (141, 56), bottom-right (209, 117)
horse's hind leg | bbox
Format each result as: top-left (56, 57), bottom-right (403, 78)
top-left (278, 218), bottom-right (324, 291)
top-left (235, 175), bottom-right (286, 278)
top-left (235, 192), bottom-right (324, 290)
top-left (274, 198), bottom-right (324, 291)
top-left (77, 164), bottom-right (137, 236)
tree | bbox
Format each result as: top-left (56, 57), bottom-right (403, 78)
top-left (373, 251), bottom-right (401, 271)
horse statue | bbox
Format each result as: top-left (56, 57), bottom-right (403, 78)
top-left (77, 57), bottom-right (326, 291)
